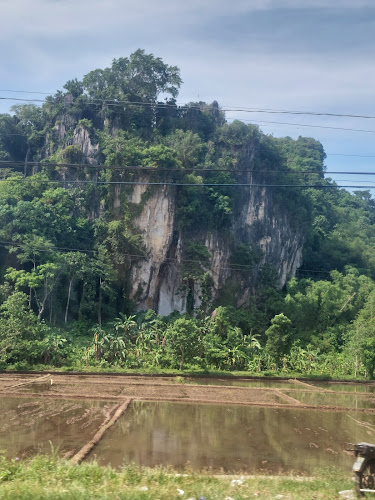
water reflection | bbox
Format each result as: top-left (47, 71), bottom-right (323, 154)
top-left (182, 378), bottom-right (299, 389)
top-left (93, 401), bottom-right (375, 473)
top-left (284, 390), bottom-right (375, 409)
top-left (311, 382), bottom-right (375, 393)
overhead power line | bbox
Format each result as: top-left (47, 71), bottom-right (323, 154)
top-left (2, 159), bottom-right (375, 176)
top-left (1, 91), bottom-right (375, 120)
top-left (0, 241), bottom-right (349, 277)
top-left (0, 128), bottom-right (374, 158)
top-left (0, 89), bottom-right (51, 95)
top-left (3, 119), bottom-right (375, 135)
top-left (0, 240), bottom-right (260, 273)
top-left (296, 269), bottom-right (332, 275)
top-left (328, 153), bottom-right (375, 158)
top-left (223, 108), bottom-right (375, 120)
top-left (0, 240), bottom-right (95, 254)
top-left (1, 95), bottom-right (375, 134)
top-left (1, 116), bottom-right (374, 136)
top-left (0, 96), bottom-right (45, 103)
top-left (0, 178), bottom-right (371, 189)
top-left (233, 117), bottom-right (375, 134)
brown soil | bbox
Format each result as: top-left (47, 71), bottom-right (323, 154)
top-left (0, 374), bottom-right (374, 465)
top-left (0, 373), bottom-right (372, 412)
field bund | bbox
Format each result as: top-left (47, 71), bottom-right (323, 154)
top-left (1, 373), bottom-right (375, 474)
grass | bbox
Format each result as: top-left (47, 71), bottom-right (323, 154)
top-left (1, 364), bottom-right (371, 384)
top-left (0, 456), bottom-right (354, 499)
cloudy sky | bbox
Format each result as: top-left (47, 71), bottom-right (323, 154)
top-left (1, 0), bottom-right (375, 189)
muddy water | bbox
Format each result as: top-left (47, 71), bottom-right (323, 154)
top-left (182, 378), bottom-right (299, 389)
top-left (93, 401), bottom-right (375, 474)
top-left (283, 390), bottom-right (375, 409)
top-left (0, 397), bottom-right (115, 460)
top-left (14, 374), bottom-right (374, 393)
top-left (311, 382), bottom-right (375, 393)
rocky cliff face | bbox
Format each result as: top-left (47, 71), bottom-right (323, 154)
top-left (54, 121), bottom-right (304, 316)
top-left (127, 182), bottom-right (303, 316)
top-left (53, 117), bottom-right (100, 164)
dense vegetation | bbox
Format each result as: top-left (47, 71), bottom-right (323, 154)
top-left (1, 50), bottom-right (375, 378)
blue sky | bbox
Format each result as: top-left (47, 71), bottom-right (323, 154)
top-left (1, 0), bottom-right (375, 189)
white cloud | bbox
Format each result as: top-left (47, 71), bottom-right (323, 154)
top-left (2, 0), bottom-right (373, 39)
top-left (0, 0), bottom-right (374, 193)
top-left (1, 0), bottom-right (374, 121)
top-left (177, 49), bottom-right (375, 112)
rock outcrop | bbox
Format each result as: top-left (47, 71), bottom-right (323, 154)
top-left (55, 122), bottom-right (305, 316)
top-left (127, 182), bottom-right (303, 315)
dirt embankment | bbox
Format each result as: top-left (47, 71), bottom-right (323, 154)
top-left (0, 373), bottom-right (373, 413)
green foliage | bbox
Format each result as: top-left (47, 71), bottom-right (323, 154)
top-left (199, 272), bottom-right (214, 315)
top-left (265, 313), bottom-right (293, 368)
top-left (175, 174), bottom-right (205, 228)
top-left (142, 144), bottom-right (181, 169)
top-left (165, 129), bottom-right (206, 168)
top-left (77, 118), bottom-right (93, 131)
top-left (345, 289), bottom-right (375, 378)
top-left (231, 243), bottom-right (262, 270)
top-left (181, 242), bottom-right (211, 315)
top-left (166, 317), bottom-right (200, 370)
top-left (1, 50), bottom-right (375, 379)
top-left (5, 262), bottom-right (60, 321)
top-left (82, 49), bottom-right (182, 101)
top-left (0, 114), bottom-right (27, 162)
top-left (100, 131), bottom-right (145, 166)
top-left (0, 291), bottom-right (64, 365)
top-left (173, 101), bottom-right (225, 140)
top-left (216, 120), bottom-right (260, 151)
top-left (284, 267), bottom-right (374, 348)
top-left (59, 145), bottom-right (83, 164)
top-left (183, 242), bottom-right (210, 280)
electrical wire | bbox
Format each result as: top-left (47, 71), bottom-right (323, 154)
top-left (0, 240), bottom-right (262, 273)
top-left (0, 178), bottom-right (351, 188)
top-left (0, 89), bottom-right (52, 95)
top-left (296, 269), bottom-right (332, 275)
top-left (0, 130), bottom-right (374, 158)
top-left (0, 241), bottom-right (344, 277)
top-left (2, 92), bottom-right (375, 120)
top-left (327, 154), bottom-right (375, 158)
top-left (1, 178), bottom-right (374, 189)
top-left (0, 91), bottom-right (373, 280)
top-left (1, 159), bottom-right (375, 176)
top-left (229, 117), bottom-right (375, 134)
top-left (1, 117), bottom-right (375, 136)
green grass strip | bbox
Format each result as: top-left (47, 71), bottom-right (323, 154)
top-left (0, 455), bottom-right (354, 499)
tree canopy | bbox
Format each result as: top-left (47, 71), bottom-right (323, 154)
top-left (0, 50), bottom-right (375, 377)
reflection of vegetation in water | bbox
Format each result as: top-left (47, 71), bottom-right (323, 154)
top-left (183, 377), bottom-right (299, 389)
top-left (96, 401), bottom-right (375, 473)
top-left (284, 390), bottom-right (375, 409)
top-left (312, 382), bottom-right (375, 393)
top-left (259, 406), bottom-right (375, 472)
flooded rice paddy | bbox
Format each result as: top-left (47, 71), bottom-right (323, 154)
top-left (181, 378), bottom-right (300, 390)
top-left (93, 401), bottom-right (375, 473)
top-left (0, 373), bottom-right (375, 474)
top-left (311, 381), bottom-right (375, 393)
top-left (0, 396), bottom-right (115, 460)
top-left (283, 390), bottom-right (375, 409)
